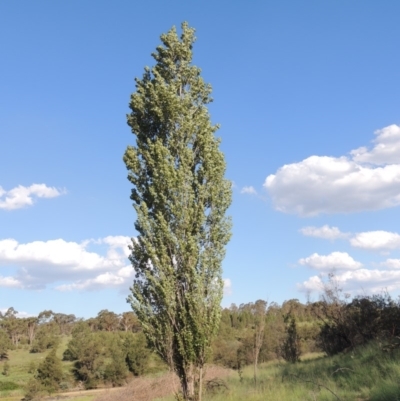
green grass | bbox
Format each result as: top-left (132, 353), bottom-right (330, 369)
top-left (200, 342), bottom-right (400, 401)
top-left (0, 336), bottom-right (73, 399)
top-left (3, 340), bottom-right (400, 401)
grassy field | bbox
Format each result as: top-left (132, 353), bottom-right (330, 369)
top-left (2, 340), bottom-right (400, 401)
top-left (102, 343), bottom-right (399, 401)
top-left (196, 343), bottom-right (400, 401)
top-left (0, 336), bottom-right (75, 400)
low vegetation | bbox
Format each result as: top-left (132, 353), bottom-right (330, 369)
top-left (91, 342), bottom-right (399, 401)
top-left (1, 283), bottom-right (400, 400)
top-left (196, 341), bottom-right (400, 401)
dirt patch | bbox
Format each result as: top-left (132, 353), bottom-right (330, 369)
top-left (36, 387), bottom-right (121, 401)
top-left (93, 365), bottom-right (231, 401)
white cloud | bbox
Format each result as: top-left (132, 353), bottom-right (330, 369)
top-left (0, 276), bottom-right (22, 288)
top-left (240, 186), bottom-right (257, 195)
top-left (299, 268), bottom-right (400, 294)
top-left (351, 124), bottom-right (400, 165)
top-left (264, 124), bottom-right (400, 216)
top-left (297, 275), bottom-right (324, 292)
top-left (299, 252), bottom-right (362, 271)
top-left (0, 236), bottom-right (133, 290)
top-left (223, 278), bottom-right (232, 296)
top-left (350, 231), bottom-right (400, 251)
top-left (56, 269), bottom-right (131, 291)
top-left (0, 238), bottom-right (127, 270)
top-left (0, 184), bottom-right (64, 210)
top-left (300, 225), bottom-right (349, 240)
top-left (380, 259), bottom-right (400, 269)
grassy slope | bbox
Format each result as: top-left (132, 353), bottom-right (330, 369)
top-left (2, 340), bottom-right (400, 401)
top-left (0, 336), bottom-right (74, 399)
top-left (0, 334), bottom-right (164, 400)
top-left (205, 343), bottom-right (400, 401)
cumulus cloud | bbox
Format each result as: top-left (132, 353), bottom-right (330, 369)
top-left (298, 268), bottom-right (400, 294)
top-left (0, 184), bottom-right (64, 210)
top-left (264, 124), bottom-right (400, 216)
top-left (350, 231), bottom-right (400, 251)
top-left (300, 225), bottom-right (349, 240)
top-left (380, 259), bottom-right (400, 269)
top-left (240, 186), bottom-right (257, 195)
top-left (0, 236), bottom-right (133, 290)
top-left (56, 268), bottom-right (131, 291)
top-left (223, 278), bottom-right (232, 296)
top-left (299, 252), bottom-right (362, 271)
top-left (351, 124), bottom-right (400, 165)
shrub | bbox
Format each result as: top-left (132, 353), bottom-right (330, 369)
top-left (24, 377), bottom-right (44, 400)
top-left (35, 348), bottom-right (64, 393)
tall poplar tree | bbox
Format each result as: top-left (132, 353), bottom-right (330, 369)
top-left (124, 22), bottom-right (232, 401)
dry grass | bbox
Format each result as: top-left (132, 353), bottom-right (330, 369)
top-left (93, 365), bottom-right (231, 401)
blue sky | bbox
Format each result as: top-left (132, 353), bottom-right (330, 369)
top-left (1, 1), bottom-right (400, 318)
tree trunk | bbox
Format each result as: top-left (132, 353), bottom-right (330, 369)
top-left (198, 366), bottom-right (203, 401)
top-left (180, 364), bottom-right (195, 400)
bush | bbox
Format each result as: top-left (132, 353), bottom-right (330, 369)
top-left (35, 348), bottom-right (64, 393)
top-left (24, 378), bottom-right (44, 400)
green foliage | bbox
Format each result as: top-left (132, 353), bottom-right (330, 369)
top-left (24, 377), bottom-right (44, 400)
top-left (211, 337), bottom-right (240, 369)
top-left (35, 348), bottom-right (64, 393)
top-left (30, 325), bottom-right (59, 353)
top-left (120, 311), bottom-right (141, 332)
top-left (24, 348), bottom-right (64, 399)
top-left (124, 21), bottom-right (232, 400)
top-left (0, 329), bottom-right (13, 360)
top-left (280, 313), bottom-right (301, 363)
top-left (97, 310), bottom-right (120, 332)
top-left (124, 332), bottom-right (151, 376)
top-left (65, 323), bottom-right (105, 389)
top-left (63, 322), bottom-right (92, 361)
top-left (212, 301), bottom-right (317, 371)
top-left (313, 280), bottom-right (400, 355)
top-left (0, 312), bottom-right (24, 348)
top-left (102, 332), bottom-right (128, 387)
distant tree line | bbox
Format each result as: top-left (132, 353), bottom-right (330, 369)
top-left (2, 283), bottom-right (400, 397)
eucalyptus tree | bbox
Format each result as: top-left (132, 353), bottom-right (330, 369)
top-left (124, 22), bottom-right (232, 400)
